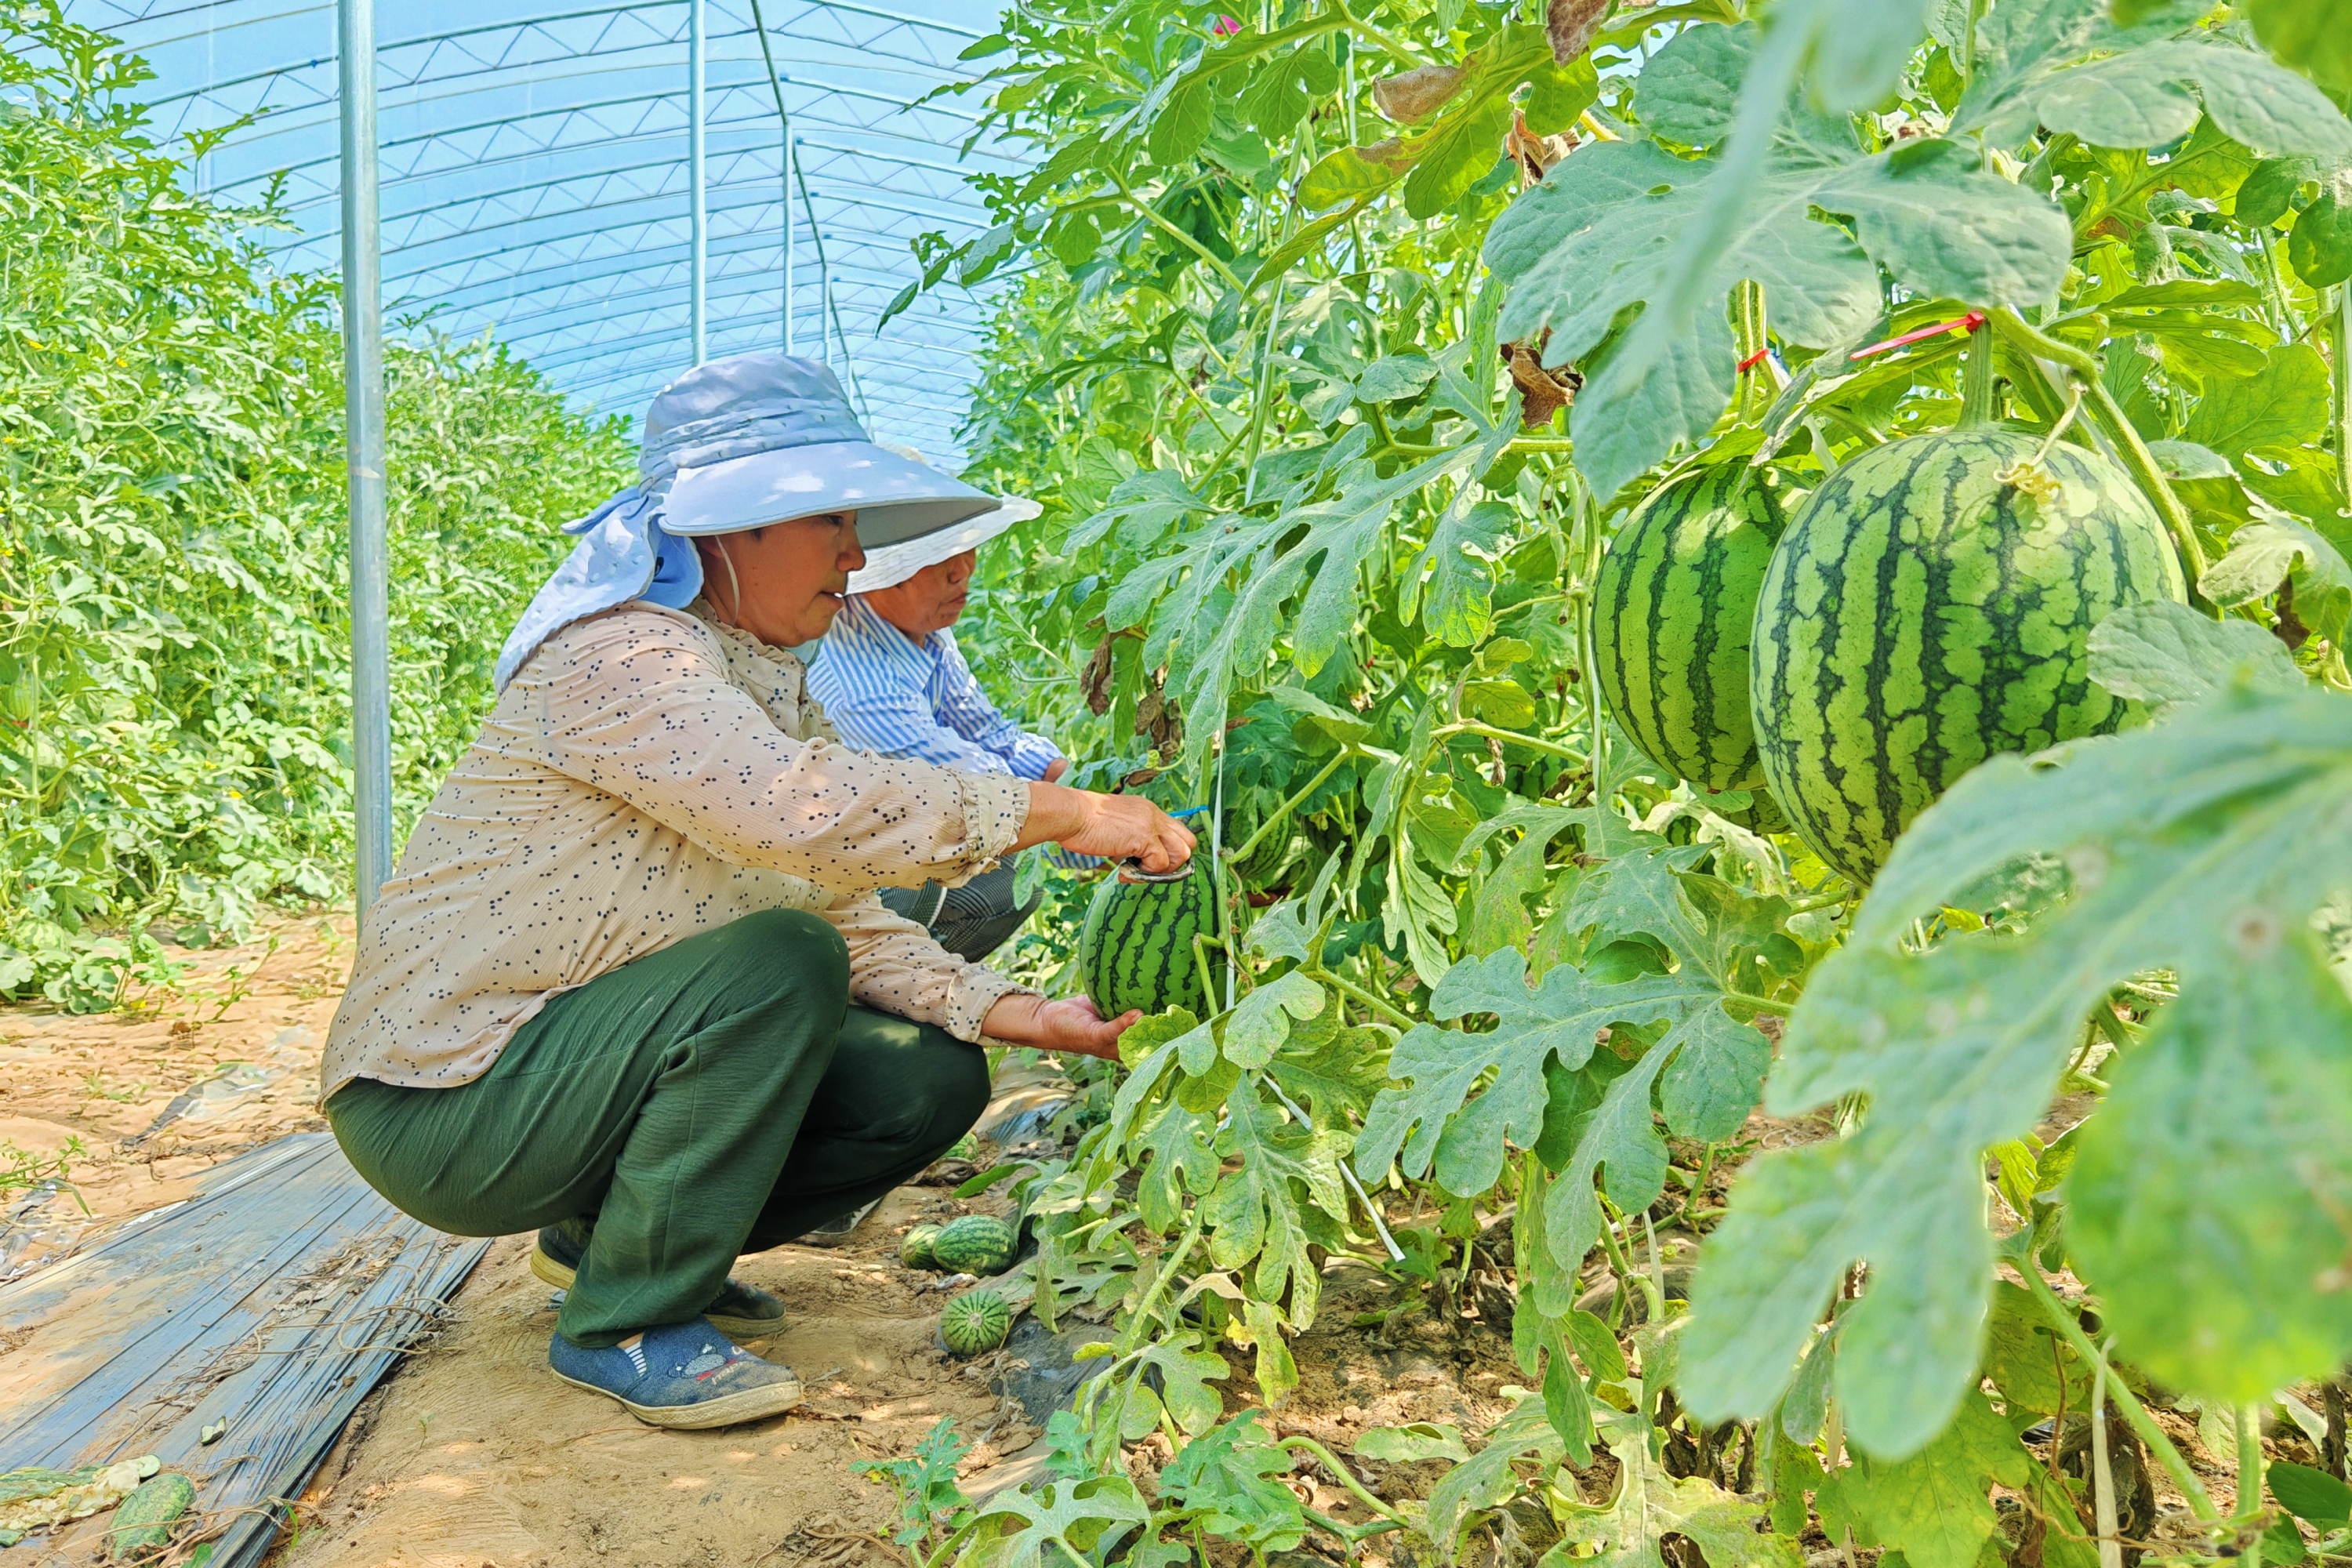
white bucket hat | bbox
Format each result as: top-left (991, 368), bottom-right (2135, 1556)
top-left (847, 497), bottom-right (1043, 593)
top-left (495, 354), bottom-right (1000, 689)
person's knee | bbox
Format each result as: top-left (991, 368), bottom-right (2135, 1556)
top-left (909, 1032), bottom-right (991, 1154)
top-left (710, 907), bottom-right (850, 1009)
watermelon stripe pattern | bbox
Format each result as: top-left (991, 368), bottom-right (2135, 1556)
top-left (1078, 859), bottom-right (1221, 1018)
top-left (1749, 430), bottom-right (2185, 881)
top-left (1593, 466), bottom-right (1788, 794)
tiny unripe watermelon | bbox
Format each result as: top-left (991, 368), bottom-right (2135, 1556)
top-left (1076, 858), bottom-right (1224, 1018)
top-left (1750, 430), bottom-right (2185, 880)
top-left (901, 1224), bottom-right (943, 1269)
top-left (941, 1290), bottom-right (1013, 1356)
top-left (931, 1214), bottom-right (1016, 1276)
top-left (107, 1471), bottom-right (195, 1560)
top-left (1592, 466), bottom-right (1788, 797)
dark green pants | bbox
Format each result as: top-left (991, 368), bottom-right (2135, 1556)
top-left (325, 908), bottom-right (989, 1348)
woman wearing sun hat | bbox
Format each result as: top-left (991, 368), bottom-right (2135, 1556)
top-left (318, 353), bottom-right (1192, 1432)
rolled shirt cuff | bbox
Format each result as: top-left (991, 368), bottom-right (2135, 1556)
top-left (948, 969), bottom-right (1041, 1043)
top-left (957, 768), bottom-right (1031, 866)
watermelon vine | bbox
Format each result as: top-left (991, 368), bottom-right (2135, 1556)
top-left (910, 2), bottom-right (2352, 1566)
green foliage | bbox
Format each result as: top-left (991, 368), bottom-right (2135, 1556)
top-left (930, 0), bottom-right (2352, 1553)
top-left (0, 7), bottom-right (630, 1000)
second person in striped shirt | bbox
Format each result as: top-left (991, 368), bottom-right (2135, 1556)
top-left (808, 498), bottom-right (1067, 961)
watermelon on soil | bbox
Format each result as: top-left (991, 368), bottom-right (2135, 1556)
top-left (1748, 430), bottom-right (2185, 882)
top-left (901, 1224), bottom-right (942, 1270)
top-left (1076, 858), bottom-right (1223, 1018)
top-left (1593, 465), bottom-right (1788, 797)
top-left (941, 1290), bottom-right (1014, 1356)
top-left (931, 1214), bottom-right (1017, 1276)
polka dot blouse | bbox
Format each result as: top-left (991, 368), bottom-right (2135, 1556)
top-left (321, 602), bottom-right (1036, 1102)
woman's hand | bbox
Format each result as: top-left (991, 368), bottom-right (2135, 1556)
top-left (1042, 757), bottom-right (1070, 783)
top-left (1014, 782), bottom-right (1195, 873)
top-left (981, 993), bottom-right (1139, 1062)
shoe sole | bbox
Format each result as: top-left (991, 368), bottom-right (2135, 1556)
top-left (551, 1366), bottom-right (804, 1430)
top-left (531, 1246), bottom-right (786, 1341)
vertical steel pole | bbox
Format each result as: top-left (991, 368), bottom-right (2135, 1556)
top-left (782, 135), bottom-right (796, 354)
top-left (339, 0), bottom-right (392, 920)
top-left (688, 0), bottom-right (707, 365)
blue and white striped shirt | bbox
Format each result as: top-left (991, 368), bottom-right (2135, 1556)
top-left (809, 593), bottom-right (1066, 782)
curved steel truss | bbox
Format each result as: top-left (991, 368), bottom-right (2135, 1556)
top-left (70, 0), bottom-right (1021, 459)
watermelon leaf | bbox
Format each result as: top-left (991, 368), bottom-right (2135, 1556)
top-left (964, 1474), bottom-right (1150, 1568)
top-left (1555, 1417), bottom-right (1800, 1568)
top-left (2085, 600), bottom-right (2307, 718)
top-left (1485, 111), bottom-right (2067, 498)
top-left (1202, 1079), bottom-right (1352, 1326)
top-left (1156, 1412), bottom-right (1306, 1548)
top-left (1679, 688), bottom-right (2352, 1456)
top-left (1422, 1394), bottom-right (1567, 1553)
top-left (1813, 1391), bottom-right (2042, 1568)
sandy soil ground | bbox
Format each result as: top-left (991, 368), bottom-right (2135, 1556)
top-left (1, 914), bottom-right (354, 1279)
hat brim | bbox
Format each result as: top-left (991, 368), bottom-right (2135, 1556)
top-left (846, 498), bottom-right (1043, 592)
top-left (662, 440), bottom-right (999, 548)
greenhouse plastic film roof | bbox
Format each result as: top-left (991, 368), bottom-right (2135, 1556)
top-left (69, 0), bottom-right (1026, 462)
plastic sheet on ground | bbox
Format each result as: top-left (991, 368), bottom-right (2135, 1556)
top-left (0, 1132), bottom-right (488, 1565)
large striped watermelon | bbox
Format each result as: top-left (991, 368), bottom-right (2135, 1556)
top-left (1077, 858), bottom-right (1222, 1018)
top-left (1593, 466), bottom-right (1788, 798)
top-left (1749, 430), bottom-right (2185, 882)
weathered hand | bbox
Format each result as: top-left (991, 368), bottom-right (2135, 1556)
top-left (1015, 783), bottom-right (1194, 873)
top-left (979, 993), bottom-right (1139, 1062)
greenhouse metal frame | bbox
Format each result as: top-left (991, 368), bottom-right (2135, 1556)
top-left (68, 0), bottom-right (1025, 906)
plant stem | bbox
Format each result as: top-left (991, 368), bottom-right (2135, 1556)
top-left (2020, 1265), bottom-right (2219, 1522)
top-left (1987, 308), bottom-right (2212, 596)
top-left (1120, 1216), bottom-right (1204, 1353)
top-left (1428, 720), bottom-right (1588, 763)
top-left (1279, 1436), bottom-right (1410, 1523)
top-left (2337, 286), bottom-right (2352, 512)
top-left (1241, 282), bottom-right (1288, 499)
top-left (1109, 172), bottom-right (1247, 294)
top-left (1225, 750), bottom-right (1350, 867)
top-left (1309, 964), bottom-right (1415, 1029)
top-left (1961, 322), bottom-right (1997, 428)
top-left (2241, 1403), bottom-right (2267, 1568)
top-left (2093, 1358), bottom-right (2125, 1568)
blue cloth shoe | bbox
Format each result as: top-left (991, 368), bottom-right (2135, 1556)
top-left (548, 1321), bottom-right (804, 1429)
top-left (530, 1222), bottom-right (787, 1340)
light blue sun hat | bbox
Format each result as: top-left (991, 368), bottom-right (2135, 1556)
top-left (495, 354), bottom-right (1000, 689)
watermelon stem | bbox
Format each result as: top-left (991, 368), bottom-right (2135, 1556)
top-left (1987, 308), bottom-right (2212, 598)
top-left (1308, 964), bottom-right (1415, 1029)
top-left (1430, 721), bottom-right (1586, 765)
top-left (1959, 321), bottom-right (1997, 429)
top-left (2017, 1261), bottom-right (2219, 1523)
top-left (1278, 1436), bottom-right (1412, 1525)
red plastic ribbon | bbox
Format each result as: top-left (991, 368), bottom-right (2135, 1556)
top-left (1736, 347), bottom-right (1773, 374)
top-left (1211, 13), bottom-right (1243, 34)
top-left (1849, 310), bottom-right (1987, 361)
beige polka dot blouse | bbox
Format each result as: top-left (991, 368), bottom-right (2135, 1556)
top-left (321, 601), bottom-right (1035, 1102)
